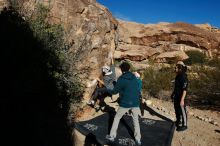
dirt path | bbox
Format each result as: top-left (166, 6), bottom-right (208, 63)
top-left (149, 98), bottom-right (220, 146)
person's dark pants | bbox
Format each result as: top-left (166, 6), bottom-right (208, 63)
top-left (139, 94), bottom-right (144, 116)
top-left (174, 100), bottom-right (187, 127)
top-left (90, 87), bottom-right (112, 106)
top-left (91, 87), bottom-right (107, 101)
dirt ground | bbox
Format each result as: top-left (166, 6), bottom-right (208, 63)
top-left (150, 98), bottom-right (220, 146)
top-left (74, 96), bottom-right (220, 146)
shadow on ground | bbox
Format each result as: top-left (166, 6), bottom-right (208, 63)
top-left (0, 7), bottom-right (73, 146)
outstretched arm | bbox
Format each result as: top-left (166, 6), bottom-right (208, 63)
top-left (96, 78), bottom-right (105, 86)
top-left (180, 75), bottom-right (188, 106)
top-left (109, 52), bottom-right (114, 65)
top-left (180, 90), bottom-right (187, 106)
top-left (111, 55), bottom-right (114, 65)
top-left (107, 78), bottom-right (122, 95)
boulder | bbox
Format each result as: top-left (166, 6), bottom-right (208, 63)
top-left (0, 0), bottom-right (9, 11)
top-left (18, 0), bottom-right (119, 99)
top-left (116, 20), bottom-right (220, 64)
top-left (156, 51), bottom-right (189, 63)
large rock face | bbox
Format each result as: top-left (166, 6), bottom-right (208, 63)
top-left (0, 0), bottom-right (9, 10)
top-left (16, 0), bottom-right (118, 99)
top-left (5, 0), bottom-right (220, 91)
top-left (117, 20), bottom-right (220, 65)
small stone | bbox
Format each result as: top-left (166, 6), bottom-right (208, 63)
top-left (204, 118), bottom-right (209, 122)
top-left (199, 116), bottom-right (203, 120)
top-left (214, 121), bottom-right (218, 126)
top-left (170, 117), bottom-right (175, 121)
top-left (201, 117), bottom-right (205, 121)
top-left (210, 120), bottom-right (215, 124)
top-left (208, 118), bottom-right (212, 122)
top-left (188, 111), bottom-right (194, 116)
top-left (146, 100), bottom-right (152, 106)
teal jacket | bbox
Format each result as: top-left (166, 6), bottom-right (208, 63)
top-left (107, 71), bottom-right (140, 108)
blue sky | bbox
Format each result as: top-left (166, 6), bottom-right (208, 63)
top-left (97, 0), bottom-right (220, 28)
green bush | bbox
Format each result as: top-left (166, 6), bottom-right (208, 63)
top-left (189, 65), bottom-right (220, 99)
top-left (27, 4), bottom-right (84, 103)
top-left (185, 50), bottom-right (206, 65)
top-left (206, 57), bottom-right (220, 68)
top-left (142, 67), bottom-right (175, 98)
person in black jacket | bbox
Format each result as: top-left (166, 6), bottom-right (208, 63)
top-left (171, 61), bottom-right (188, 131)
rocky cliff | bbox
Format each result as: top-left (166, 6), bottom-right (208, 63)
top-left (116, 20), bottom-right (220, 68)
top-left (2, 0), bottom-right (220, 93)
top-left (14, 0), bottom-right (118, 99)
top-left (0, 0), bottom-right (9, 10)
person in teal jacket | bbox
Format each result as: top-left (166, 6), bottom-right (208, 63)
top-left (106, 62), bottom-right (141, 146)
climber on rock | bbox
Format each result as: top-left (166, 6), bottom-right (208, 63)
top-left (87, 52), bottom-right (116, 111)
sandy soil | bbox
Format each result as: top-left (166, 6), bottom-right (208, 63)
top-left (150, 98), bottom-right (220, 146)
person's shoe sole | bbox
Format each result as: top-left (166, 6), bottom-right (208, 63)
top-left (176, 126), bottom-right (187, 131)
top-left (106, 135), bottom-right (115, 143)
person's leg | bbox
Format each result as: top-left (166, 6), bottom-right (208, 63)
top-left (93, 87), bottom-right (107, 100)
top-left (139, 95), bottom-right (144, 117)
top-left (176, 104), bottom-right (188, 131)
top-left (95, 87), bottom-right (108, 110)
top-left (109, 107), bottom-right (128, 138)
top-left (131, 107), bottom-right (141, 144)
top-left (174, 102), bottom-right (181, 127)
top-left (88, 87), bottom-right (98, 105)
top-left (88, 87), bottom-right (106, 105)
top-left (185, 105), bottom-right (188, 126)
top-left (180, 105), bottom-right (187, 127)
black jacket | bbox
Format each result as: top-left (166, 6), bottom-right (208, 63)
top-left (173, 73), bottom-right (188, 101)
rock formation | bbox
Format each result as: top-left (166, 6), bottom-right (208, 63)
top-left (0, 0), bottom-right (9, 10)
top-left (3, 0), bottom-right (220, 86)
top-left (2, 1), bottom-right (220, 145)
top-left (3, 0), bottom-right (220, 96)
top-left (116, 20), bottom-right (220, 66)
top-left (15, 0), bottom-right (118, 99)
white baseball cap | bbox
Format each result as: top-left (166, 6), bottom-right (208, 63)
top-left (102, 65), bottom-right (112, 75)
top-left (176, 61), bottom-right (186, 66)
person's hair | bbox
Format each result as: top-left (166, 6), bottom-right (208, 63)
top-left (119, 62), bottom-right (130, 72)
top-left (176, 64), bottom-right (187, 73)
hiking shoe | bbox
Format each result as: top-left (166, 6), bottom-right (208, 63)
top-left (176, 126), bottom-right (187, 132)
top-left (175, 121), bottom-right (181, 127)
top-left (106, 135), bottom-right (115, 142)
top-left (100, 106), bottom-right (105, 111)
top-left (135, 139), bottom-right (141, 146)
top-left (95, 105), bottom-right (101, 112)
